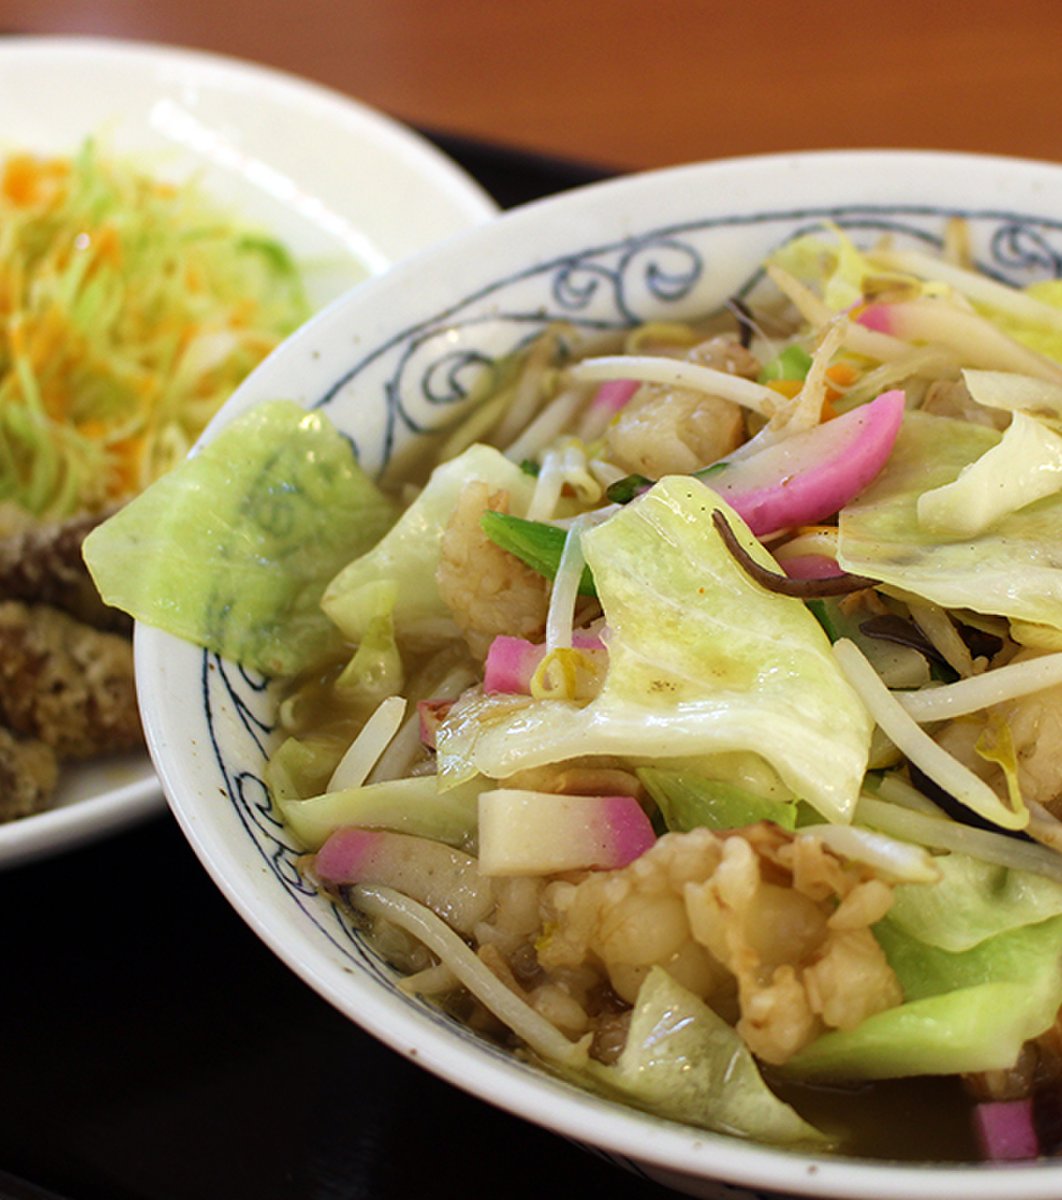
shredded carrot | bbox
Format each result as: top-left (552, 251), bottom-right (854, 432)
top-left (1, 153), bottom-right (69, 207)
top-left (89, 224), bottom-right (122, 268)
top-left (766, 379), bottom-right (803, 399)
top-left (0, 140), bottom-right (311, 518)
top-left (106, 435), bottom-right (147, 498)
top-left (826, 361), bottom-right (860, 389)
top-left (822, 360), bottom-right (860, 417)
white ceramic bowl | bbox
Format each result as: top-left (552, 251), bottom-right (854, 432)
top-left (0, 35), bottom-right (496, 869)
top-left (137, 150), bottom-right (1062, 1200)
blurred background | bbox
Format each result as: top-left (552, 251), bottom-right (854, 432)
top-left (1, 6), bottom-right (1061, 1200)
top-left (2, 0), bottom-right (1059, 171)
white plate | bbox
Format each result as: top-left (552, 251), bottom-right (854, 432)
top-left (0, 36), bottom-right (498, 868)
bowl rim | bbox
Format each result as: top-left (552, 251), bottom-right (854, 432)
top-left (136, 147), bottom-right (1062, 1200)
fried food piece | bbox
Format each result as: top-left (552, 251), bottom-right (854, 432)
top-left (0, 726), bottom-right (59, 822)
top-left (0, 506), bottom-right (131, 633)
top-left (0, 601), bottom-right (142, 760)
top-left (540, 824), bottom-right (902, 1066)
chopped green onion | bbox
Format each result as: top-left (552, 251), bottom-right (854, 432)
top-left (605, 473), bottom-right (653, 504)
top-left (479, 510), bottom-right (597, 595)
top-left (759, 344), bottom-right (813, 382)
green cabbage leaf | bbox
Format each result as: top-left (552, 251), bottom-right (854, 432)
top-left (769, 228), bottom-right (870, 312)
top-left (786, 914), bottom-right (1062, 1080)
top-left (587, 967), bottom-right (829, 1147)
top-left (963, 368), bottom-right (1062, 428)
top-left (887, 852), bottom-right (1062, 952)
top-left (988, 279), bottom-right (1062, 363)
top-left (437, 476), bottom-right (871, 824)
top-left (916, 411), bottom-right (1062, 538)
top-left (83, 400), bottom-right (396, 675)
top-left (332, 580), bottom-right (404, 704)
top-left (837, 410), bottom-right (1062, 631)
top-left (321, 443), bottom-right (537, 645)
top-left (637, 765), bottom-right (799, 832)
top-left (277, 771), bottom-right (483, 851)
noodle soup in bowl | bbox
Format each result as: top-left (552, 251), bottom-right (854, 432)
top-left (130, 150), bottom-right (1062, 1200)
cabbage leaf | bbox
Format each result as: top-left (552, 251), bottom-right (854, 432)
top-left (887, 852), bottom-right (1062, 952)
top-left (838, 410), bottom-right (1062, 631)
top-left (83, 400), bottom-right (396, 675)
top-left (785, 914), bottom-right (1062, 1080)
top-left (916, 411), bottom-right (1062, 537)
top-left (769, 228), bottom-right (870, 313)
top-left (988, 280), bottom-right (1062, 363)
top-left (321, 443), bottom-right (537, 644)
top-left (333, 580), bottom-right (404, 703)
top-left (964, 368), bottom-right (1062, 428)
top-left (277, 773), bottom-right (483, 850)
top-left (437, 477), bottom-right (871, 824)
top-left (637, 766), bottom-right (799, 832)
top-left (587, 967), bottom-right (829, 1146)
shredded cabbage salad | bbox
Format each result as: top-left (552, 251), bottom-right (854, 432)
top-left (88, 220), bottom-right (1062, 1161)
top-left (0, 140), bottom-right (310, 518)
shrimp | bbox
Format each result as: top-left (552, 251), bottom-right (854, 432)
top-left (436, 482), bottom-right (550, 660)
top-left (603, 337), bottom-right (756, 477)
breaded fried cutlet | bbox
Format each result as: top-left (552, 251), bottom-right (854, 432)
top-left (0, 601), bottom-right (143, 760)
top-left (0, 726), bottom-right (59, 822)
top-left (0, 507), bottom-right (131, 633)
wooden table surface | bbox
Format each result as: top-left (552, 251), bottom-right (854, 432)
top-left (3, 0), bottom-right (1061, 171)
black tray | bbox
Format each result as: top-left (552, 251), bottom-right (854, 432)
top-left (0, 137), bottom-right (679, 1200)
